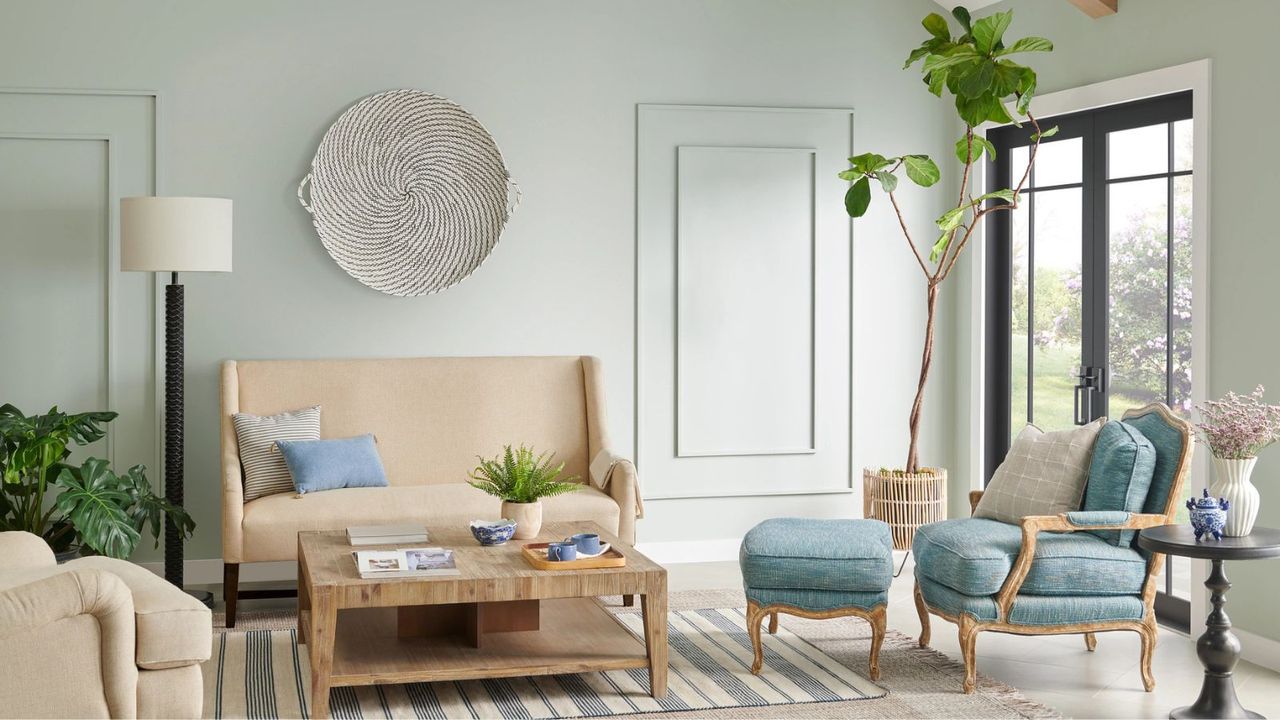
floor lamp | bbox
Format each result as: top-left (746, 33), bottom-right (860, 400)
top-left (121, 196), bottom-right (232, 607)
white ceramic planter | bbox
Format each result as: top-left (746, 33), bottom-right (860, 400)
top-left (502, 500), bottom-right (543, 540)
top-left (1210, 456), bottom-right (1260, 537)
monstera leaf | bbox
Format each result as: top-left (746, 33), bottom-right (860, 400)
top-left (55, 458), bottom-right (140, 559)
top-left (118, 463), bottom-right (195, 549)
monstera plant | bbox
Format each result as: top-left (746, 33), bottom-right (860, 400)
top-left (0, 403), bottom-right (195, 558)
top-left (842, 6), bottom-right (1055, 474)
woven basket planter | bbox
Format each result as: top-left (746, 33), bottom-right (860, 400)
top-left (863, 468), bottom-right (948, 551)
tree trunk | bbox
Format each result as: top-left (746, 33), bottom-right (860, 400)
top-left (906, 283), bottom-right (939, 474)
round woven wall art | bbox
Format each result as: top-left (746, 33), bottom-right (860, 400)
top-left (298, 89), bottom-right (519, 296)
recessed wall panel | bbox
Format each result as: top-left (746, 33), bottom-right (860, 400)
top-left (676, 146), bottom-right (814, 456)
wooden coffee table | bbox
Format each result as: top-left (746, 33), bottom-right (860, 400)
top-left (297, 522), bottom-right (668, 719)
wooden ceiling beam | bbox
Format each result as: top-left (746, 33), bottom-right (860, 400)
top-left (1068, 0), bottom-right (1118, 18)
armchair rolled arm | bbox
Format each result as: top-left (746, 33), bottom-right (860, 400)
top-left (993, 512), bottom-right (1170, 618)
top-left (0, 569), bottom-right (138, 718)
top-left (605, 457), bottom-right (640, 545)
top-left (0, 531), bottom-right (56, 570)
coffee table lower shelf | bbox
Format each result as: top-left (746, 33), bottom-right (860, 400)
top-left (301, 597), bottom-right (650, 688)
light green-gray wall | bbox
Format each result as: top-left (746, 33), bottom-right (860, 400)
top-left (968, 0), bottom-right (1280, 643)
top-left (0, 1), bottom-right (960, 563)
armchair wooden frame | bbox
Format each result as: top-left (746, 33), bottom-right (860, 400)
top-left (914, 403), bottom-right (1193, 694)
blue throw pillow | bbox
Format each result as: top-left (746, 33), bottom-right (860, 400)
top-left (1082, 421), bottom-right (1157, 546)
top-left (275, 434), bottom-right (388, 495)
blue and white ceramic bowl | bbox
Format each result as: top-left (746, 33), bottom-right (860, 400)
top-left (470, 519), bottom-right (517, 546)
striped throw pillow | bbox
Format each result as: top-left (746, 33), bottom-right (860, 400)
top-left (232, 406), bottom-right (321, 501)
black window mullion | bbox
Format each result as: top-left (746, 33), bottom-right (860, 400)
top-left (1088, 113), bottom-right (1107, 420)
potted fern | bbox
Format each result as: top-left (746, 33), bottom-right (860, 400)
top-left (468, 444), bottom-right (580, 539)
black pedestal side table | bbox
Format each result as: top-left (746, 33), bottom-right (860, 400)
top-left (1138, 524), bottom-right (1280, 719)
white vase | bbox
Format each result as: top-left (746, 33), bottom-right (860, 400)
top-left (1209, 456), bottom-right (1261, 537)
top-left (502, 500), bottom-right (543, 540)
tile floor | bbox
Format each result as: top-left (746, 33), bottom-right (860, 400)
top-left (214, 555), bottom-right (1280, 719)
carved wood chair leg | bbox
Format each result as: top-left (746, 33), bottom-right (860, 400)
top-left (746, 602), bottom-right (766, 675)
top-left (958, 615), bottom-right (979, 694)
top-left (868, 605), bottom-right (886, 681)
top-left (1139, 617), bottom-right (1157, 691)
top-left (1084, 632), bottom-right (1097, 652)
top-left (913, 580), bottom-right (931, 648)
top-left (768, 611), bottom-right (778, 634)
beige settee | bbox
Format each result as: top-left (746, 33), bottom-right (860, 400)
top-left (0, 532), bottom-right (212, 719)
top-left (221, 356), bottom-right (640, 625)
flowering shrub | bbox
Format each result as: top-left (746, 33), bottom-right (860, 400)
top-left (1194, 386), bottom-right (1280, 459)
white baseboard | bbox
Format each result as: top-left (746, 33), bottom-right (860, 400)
top-left (633, 538), bottom-right (741, 564)
top-left (1236, 627), bottom-right (1280, 673)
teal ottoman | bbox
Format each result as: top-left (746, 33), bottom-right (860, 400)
top-left (739, 518), bottom-right (893, 679)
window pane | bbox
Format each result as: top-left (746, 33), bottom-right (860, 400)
top-left (1030, 188), bottom-right (1082, 431)
top-left (1010, 199), bottom-right (1029, 441)
top-left (1011, 145), bottom-right (1030, 188)
top-left (1171, 174), bottom-right (1193, 415)
top-left (1109, 123), bottom-right (1169, 178)
top-left (1033, 137), bottom-right (1082, 187)
top-left (1174, 119), bottom-right (1193, 172)
top-left (1108, 178), bottom-right (1168, 415)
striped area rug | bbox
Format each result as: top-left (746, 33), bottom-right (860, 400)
top-left (203, 607), bottom-right (884, 719)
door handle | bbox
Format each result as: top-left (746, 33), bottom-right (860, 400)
top-left (1074, 365), bottom-right (1106, 425)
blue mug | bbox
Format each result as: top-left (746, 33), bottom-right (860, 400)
top-left (569, 533), bottom-right (601, 555)
top-left (546, 541), bottom-right (577, 562)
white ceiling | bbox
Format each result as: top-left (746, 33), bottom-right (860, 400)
top-left (933, 1), bottom-right (1003, 10)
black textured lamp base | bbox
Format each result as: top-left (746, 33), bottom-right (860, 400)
top-left (187, 588), bottom-right (214, 609)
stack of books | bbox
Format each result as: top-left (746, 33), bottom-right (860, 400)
top-left (346, 524), bottom-right (429, 546)
top-left (352, 547), bottom-right (459, 579)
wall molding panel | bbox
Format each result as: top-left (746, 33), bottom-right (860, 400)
top-left (637, 104), bottom-right (854, 501)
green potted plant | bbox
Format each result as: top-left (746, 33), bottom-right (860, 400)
top-left (0, 404), bottom-right (195, 559)
top-left (839, 6), bottom-right (1054, 534)
top-left (468, 444), bottom-right (580, 539)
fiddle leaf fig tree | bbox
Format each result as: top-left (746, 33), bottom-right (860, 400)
top-left (842, 6), bottom-right (1054, 474)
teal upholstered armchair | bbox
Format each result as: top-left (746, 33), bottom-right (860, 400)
top-left (913, 404), bottom-right (1193, 694)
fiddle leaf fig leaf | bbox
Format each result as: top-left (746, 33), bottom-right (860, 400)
top-left (922, 12), bottom-right (951, 40)
top-left (951, 6), bottom-right (972, 33)
top-left (972, 10), bottom-right (1013, 54)
top-left (874, 170), bottom-right (899, 193)
top-left (1016, 68), bottom-right (1038, 115)
top-left (904, 45), bottom-right (931, 69)
top-left (1031, 125), bottom-right (1060, 142)
top-left (837, 169), bottom-right (863, 182)
top-left (922, 46), bottom-right (979, 75)
top-left (903, 155), bottom-right (941, 187)
top-left (844, 176), bottom-right (872, 218)
top-left (976, 189), bottom-right (1018, 204)
top-left (848, 152), bottom-right (892, 173)
top-left (957, 59), bottom-right (996, 98)
top-left (999, 36), bottom-right (1053, 55)
top-left (927, 68), bottom-right (949, 97)
top-left (936, 206), bottom-right (965, 233)
top-left (955, 135), bottom-right (996, 164)
top-left (930, 230), bottom-right (954, 263)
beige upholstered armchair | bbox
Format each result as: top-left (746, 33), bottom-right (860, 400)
top-left (0, 532), bottom-right (212, 719)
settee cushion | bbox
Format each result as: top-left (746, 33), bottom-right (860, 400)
top-left (277, 434), bottom-right (388, 494)
top-left (240, 482), bottom-right (620, 562)
top-left (913, 518), bottom-right (1148, 597)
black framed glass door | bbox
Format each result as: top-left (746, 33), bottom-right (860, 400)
top-left (984, 90), bottom-right (1194, 629)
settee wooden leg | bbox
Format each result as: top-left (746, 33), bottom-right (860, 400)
top-left (1139, 616), bottom-right (1157, 691)
top-left (1084, 632), bottom-right (1097, 652)
top-left (224, 562), bottom-right (239, 629)
top-left (622, 594), bottom-right (635, 607)
top-left (768, 611), bottom-right (778, 634)
top-left (868, 605), bottom-right (886, 681)
top-left (959, 614), bottom-right (979, 694)
top-left (914, 580), bottom-right (931, 648)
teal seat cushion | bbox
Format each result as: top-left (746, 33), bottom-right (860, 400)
top-left (739, 518), bottom-right (892, 593)
top-left (745, 587), bottom-right (888, 613)
top-left (916, 575), bottom-right (1144, 625)
top-left (913, 518), bottom-right (1147, 597)
top-left (1083, 421), bottom-right (1157, 546)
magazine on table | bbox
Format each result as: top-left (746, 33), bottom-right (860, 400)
top-left (352, 547), bottom-right (459, 578)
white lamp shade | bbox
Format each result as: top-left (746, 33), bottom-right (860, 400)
top-left (120, 196), bottom-right (233, 272)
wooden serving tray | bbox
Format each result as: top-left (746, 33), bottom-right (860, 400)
top-left (521, 542), bottom-right (627, 570)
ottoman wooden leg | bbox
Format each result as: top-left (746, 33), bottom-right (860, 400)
top-left (868, 605), bottom-right (886, 681)
top-left (746, 601), bottom-right (766, 674)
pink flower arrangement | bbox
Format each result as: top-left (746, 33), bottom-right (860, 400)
top-left (1194, 386), bottom-right (1280, 460)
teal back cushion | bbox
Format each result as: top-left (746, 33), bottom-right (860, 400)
top-left (1122, 412), bottom-right (1189, 517)
top-left (1083, 421), bottom-right (1157, 546)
